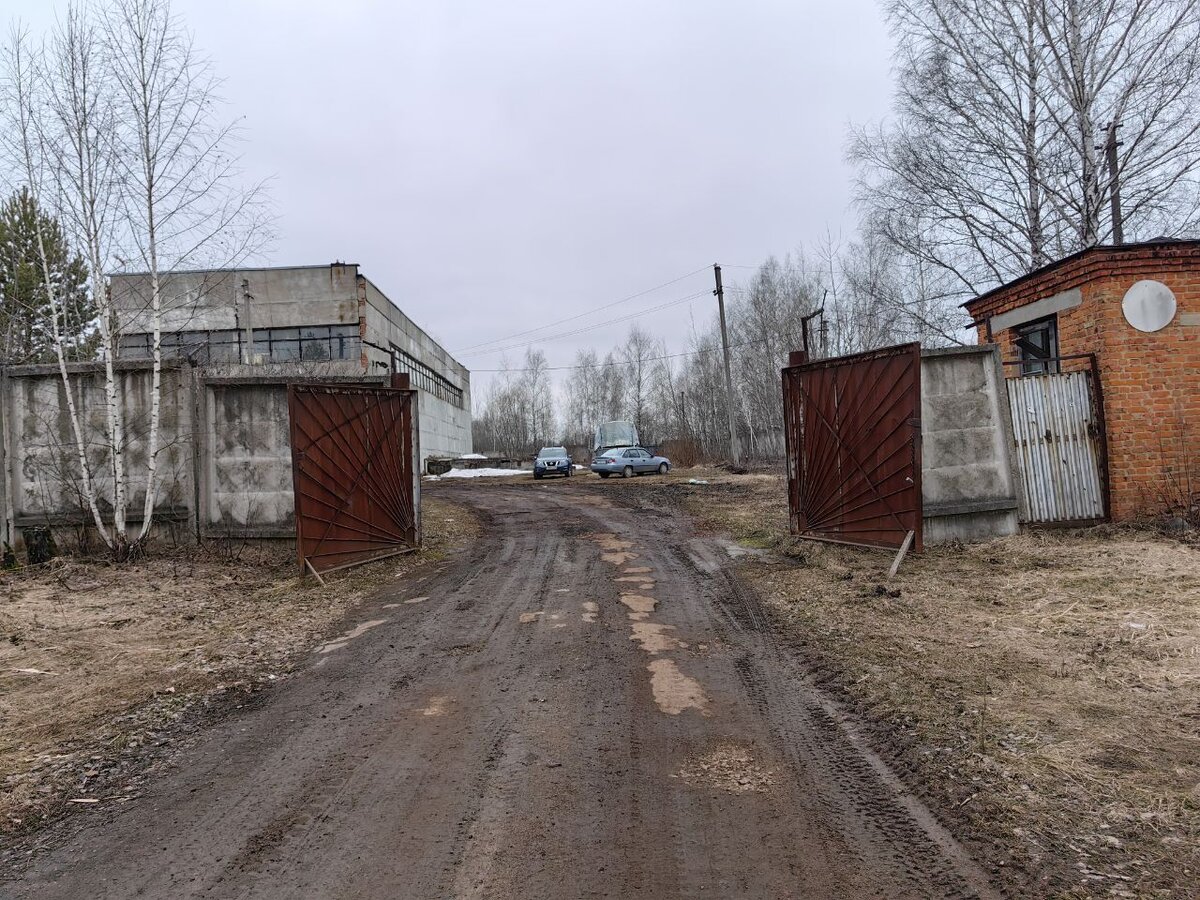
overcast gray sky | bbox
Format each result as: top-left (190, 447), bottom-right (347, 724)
top-left (12, 0), bottom-right (895, 388)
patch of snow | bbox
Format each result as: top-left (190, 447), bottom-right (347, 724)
top-left (424, 467), bottom-right (528, 481)
top-left (459, 453), bottom-right (488, 459)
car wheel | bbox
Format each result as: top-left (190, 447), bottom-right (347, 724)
top-left (534, 472), bottom-right (542, 480)
top-left (599, 472), bottom-right (610, 479)
top-left (658, 462), bottom-right (669, 475)
top-left (566, 467), bottom-right (572, 477)
top-left (622, 466), bottom-right (633, 479)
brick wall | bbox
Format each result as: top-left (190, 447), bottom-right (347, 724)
top-left (966, 242), bottom-right (1200, 521)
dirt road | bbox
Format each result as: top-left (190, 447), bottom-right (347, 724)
top-left (2, 482), bottom-right (998, 899)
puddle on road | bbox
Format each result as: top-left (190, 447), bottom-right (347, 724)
top-left (719, 539), bottom-right (768, 560)
top-left (581, 601), bottom-right (598, 623)
top-left (404, 596), bottom-right (430, 604)
top-left (419, 696), bottom-right (454, 716)
top-left (316, 619), bottom-right (388, 654)
top-left (630, 621), bottom-right (688, 653)
top-left (519, 612), bottom-right (544, 624)
top-left (647, 659), bottom-right (710, 716)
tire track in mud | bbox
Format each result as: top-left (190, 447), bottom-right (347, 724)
top-left (3, 480), bottom-right (1000, 900)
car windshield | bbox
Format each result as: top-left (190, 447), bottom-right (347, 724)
top-left (537, 448), bottom-right (566, 459)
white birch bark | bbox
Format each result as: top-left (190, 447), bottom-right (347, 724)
top-left (2, 29), bottom-right (113, 547)
top-left (45, 6), bottom-right (130, 543)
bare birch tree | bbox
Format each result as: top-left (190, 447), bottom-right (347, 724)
top-left (1, 25), bottom-right (113, 546)
top-left (1035, 0), bottom-right (1200, 244)
top-left (853, 0), bottom-right (1200, 316)
top-left (619, 325), bottom-right (662, 442)
top-left (105, 0), bottom-right (267, 543)
top-left (1, 1), bottom-right (267, 558)
top-left (42, 4), bottom-right (131, 547)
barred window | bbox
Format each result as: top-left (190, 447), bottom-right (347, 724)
top-left (391, 346), bottom-right (464, 408)
top-left (119, 329), bottom-right (243, 363)
top-left (119, 324), bottom-right (362, 364)
top-left (1014, 316), bottom-right (1059, 376)
top-left (252, 324), bottom-right (360, 362)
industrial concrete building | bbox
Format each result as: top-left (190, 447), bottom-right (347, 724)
top-left (112, 263), bottom-right (472, 462)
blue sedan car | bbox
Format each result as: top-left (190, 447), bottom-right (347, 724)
top-left (590, 446), bottom-right (671, 479)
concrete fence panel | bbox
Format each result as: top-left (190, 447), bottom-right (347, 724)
top-left (920, 346), bottom-right (1022, 543)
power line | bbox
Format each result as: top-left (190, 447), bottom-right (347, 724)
top-left (471, 327), bottom-right (805, 373)
top-left (460, 289), bottom-right (710, 359)
top-left (451, 265), bottom-right (711, 355)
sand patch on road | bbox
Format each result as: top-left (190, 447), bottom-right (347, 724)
top-left (630, 621), bottom-right (688, 654)
top-left (647, 659), bottom-right (709, 716)
top-left (677, 743), bottom-right (775, 793)
top-left (619, 593), bottom-right (657, 617)
top-left (419, 696), bottom-right (454, 717)
top-left (317, 619), bottom-right (388, 654)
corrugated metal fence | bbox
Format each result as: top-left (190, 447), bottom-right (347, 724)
top-left (1005, 363), bottom-right (1106, 523)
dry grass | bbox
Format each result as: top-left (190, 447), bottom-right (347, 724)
top-left (0, 497), bottom-right (478, 831)
top-left (622, 469), bottom-right (1200, 898)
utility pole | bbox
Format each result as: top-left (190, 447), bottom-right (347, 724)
top-left (713, 264), bottom-right (740, 467)
top-left (1101, 121), bottom-right (1124, 244)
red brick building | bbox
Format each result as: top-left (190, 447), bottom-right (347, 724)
top-left (964, 240), bottom-right (1200, 521)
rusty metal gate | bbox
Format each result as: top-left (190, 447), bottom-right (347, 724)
top-left (1004, 356), bottom-right (1108, 524)
top-left (288, 381), bottom-right (418, 576)
top-left (782, 343), bottom-right (923, 550)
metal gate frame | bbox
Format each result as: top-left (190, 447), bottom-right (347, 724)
top-left (782, 343), bottom-right (923, 552)
top-left (288, 378), bottom-right (420, 576)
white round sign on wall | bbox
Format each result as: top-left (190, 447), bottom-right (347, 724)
top-left (1122, 280), bottom-right (1177, 332)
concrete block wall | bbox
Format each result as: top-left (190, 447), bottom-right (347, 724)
top-left (201, 380), bottom-right (295, 535)
top-left (0, 362), bottom-right (419, 548)
top-left (966, 242), bottom-right (1200, 520)
top-left (0, 362), bottom-right (195, 545)
top-left (920, 346), bottom-right (1021, 543)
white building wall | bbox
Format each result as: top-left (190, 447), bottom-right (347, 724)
top-left (361, 279), bottom-right (472, 462)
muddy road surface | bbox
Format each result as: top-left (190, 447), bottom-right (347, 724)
top-left (3, 482), bottom-right (997, 899)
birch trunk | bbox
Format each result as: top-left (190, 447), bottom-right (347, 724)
top-left (5, 30), bottom-right (113, 548)
top-left (48, 8), bottom-right (130, 543)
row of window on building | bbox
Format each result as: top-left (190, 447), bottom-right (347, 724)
top-left (118, 324), bottom-right (465, 410)
top-left (391, 347), bottom-right (465, 408)
top-left (119, 325), bottom-right (363, 364)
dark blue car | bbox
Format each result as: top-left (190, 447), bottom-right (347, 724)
top-left (534, 446), bottom-right (573, 479)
